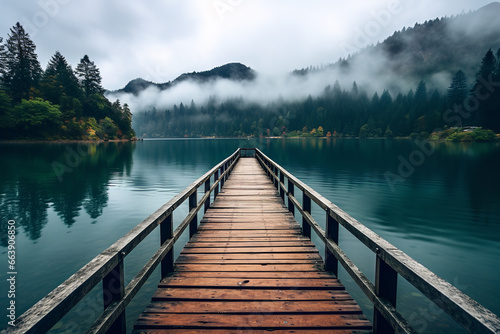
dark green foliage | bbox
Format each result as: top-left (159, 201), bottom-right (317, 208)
top-left (4, 23), bottom-right (43, 102)
top-left (75, 55), bottom-right (104, 97)
top-left (472, 49), bottom-right (500, 132)
top-left (41, 51), bottom-right (81, 106)
top-left (448, 70), bottom-right (468, 107)
top-left (0, 23), bottom-right (135, 140)
top-left (0, 37), bottom-right (7, 85)
top-left (431, 128), bottom-right (497, 142)
top-left (133, 83), bottom-right (438, 139)
top-left (13, 98), bottom-right (62, 138)
top-left (175, 63), bottom-right (256, 83)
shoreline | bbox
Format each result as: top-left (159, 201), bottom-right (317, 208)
top-left (0, 138), bottom-right (138, 144)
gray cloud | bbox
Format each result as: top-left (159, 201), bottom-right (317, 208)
top-left (0, 0), bottom-right (493, 91)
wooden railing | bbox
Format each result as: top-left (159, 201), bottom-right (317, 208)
top-left (3, 149), bottom-right (241, 334)
top-left (254, 148), bottom-right (500, 334)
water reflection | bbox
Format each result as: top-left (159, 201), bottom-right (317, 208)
top-left (0, 138), bottom-right (498, 333)
top-left (0, 142), bottom-right (135, 245)
top-left (262, 139), bottom-right (500, 243)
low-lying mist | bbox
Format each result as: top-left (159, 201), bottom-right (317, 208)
top-left (107, 56), bottom-right (439, 114)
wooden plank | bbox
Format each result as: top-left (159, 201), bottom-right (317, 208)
top-left (198, 223), bottom-right (300, 230)
top-left (142, 300), bottom-right (361, 314)
top-left (193, 231), bottom-right (302, 236)
top-left (135, 313), bottom-right (372, 329)
top-left (184, 241), bottom-right (315, 248)
top-left (175, 264), bottom-right (324, 272)
top-left (175, 259), bottom-right (322, 264)
top-left (180, 248), bottom-right (319, 254)
top-left (176, 253), bottom-right (322, 261)
top-left (189, 236), bottom-right (311, 242)
top-left (168, 272), bottom-right (335, 279)
top-left (158, 277), bottom-right (344, 289)
top-left (152, 288), bottom-right (353, 301)
top-left (133, 330), bottom-right (372, 334)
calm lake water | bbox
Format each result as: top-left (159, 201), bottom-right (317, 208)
top-left (1, 138), bottom-right (499, 333)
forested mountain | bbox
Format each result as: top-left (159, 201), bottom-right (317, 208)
top-left (131, 4), bottom-right (500, 140)
top-left (0, 23), bottom-right (135, 140)
top-left (114, 63), bottom-right (256, 95)
top-left (295, 2), bottom-right (500, 86)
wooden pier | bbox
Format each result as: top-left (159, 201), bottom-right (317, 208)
top-left (5, 148), bottom-right (500, 334)
top-left (133, 157), bottom-right (372, 333)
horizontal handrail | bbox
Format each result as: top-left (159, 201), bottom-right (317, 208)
top-left (255, 148), bottom-right (500, 334)
top-left (3, 149), bottom-right (242, 334)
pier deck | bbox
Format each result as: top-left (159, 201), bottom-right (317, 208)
top-left (133, 157), bottom-right (372, 333)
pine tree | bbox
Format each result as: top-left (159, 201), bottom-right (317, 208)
top-left (0, 37), bottom-right (7, 85)
top-left (447, 70), bottom-right (468, 107)
top-left (75, 55), bottom-right (104, 96)
top-left (472, 49), bottom-right (496, 93)
top-left (412, 80), bottom-right (428, 120)
top-left (496, 49), bottom-right (500, 80)
top-left (472, 49), bottom-right (499, 131)
top-left (4, 23), bottom-right (43, 101)
top-left (41, 51), bottom-right (81, 104)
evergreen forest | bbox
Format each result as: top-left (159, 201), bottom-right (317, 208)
top-left (133, 48), bottom-right (500, 141)
top-left (0, 23), bottom-right (135, 140)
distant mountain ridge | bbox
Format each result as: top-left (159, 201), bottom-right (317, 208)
top-left (114, 63), bottom-right (256, 95)
top-left (293, 2), bottom-right (500, 87)
top-left (116, 3), bottom-right (500, 96)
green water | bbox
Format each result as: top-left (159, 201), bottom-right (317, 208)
top-left (1, 138), bottom-right (499, 333)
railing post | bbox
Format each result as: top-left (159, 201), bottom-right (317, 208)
top-left (279, 171), bottom-right (285, 200)
top-left (103, 260), bottom-right (126, 333)
top-left (220, 166), bottom-right (225, 189)
top-left (288, 180), bottom-right (295, 216)
top-left (160, 213), bottom-right (174, 278)
top-left (204, 178), bottom-right (211, 213)
top-left (214, 171), bottom-right (219, 198)
top-left (302, 193), bottom-right (311, 238)
top-left (325, 212), bottom-right (339, 276)
top-left (374, 254), bottom-right (398, 334)
top-left (189, 192), bottom-right (197, 238)
top-left (273, 166), bottom-right (278, 189)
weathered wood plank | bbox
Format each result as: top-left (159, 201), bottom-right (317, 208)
top-left (175, 264), bottom-right (324, 272)
top-left (168, 271), bottom-right (335, 279)
top-left (133, 330), bottom-right (372, 334)
top-left (158, 277), bottom-right (344, 289)
top-left (152, 288), bottom-right (353, 301)
top-left (189, 236), bottom-right (311, 242)
top-left (180, 248), bottom-right (319, 254)
top-left (134, 313), bottom-right (372, 329)
top-left (184, 241), bottom-right (315, 248)
top-left (142, 300), bottom-right (361, 314)
top-left (176, 253), bottom-right (322, 261)
top-left (174, 259), bottom-right (321, 264)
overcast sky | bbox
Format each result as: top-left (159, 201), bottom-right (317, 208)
top-left (0, 0), bottom-right (495, 90)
